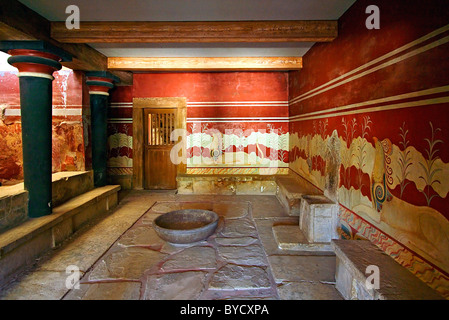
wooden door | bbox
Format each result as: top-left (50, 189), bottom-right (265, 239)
top-left (144, 108), bottom-right (177, 189)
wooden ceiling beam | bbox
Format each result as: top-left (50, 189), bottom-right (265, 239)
top-left (51, 20), bottom-right (338, 43)
top-left (108, 56), bottom-right (302, 71)
top-left (0, 0), bottom-right (132, 85)
top-left (0, 22), bottom-right (36, 41)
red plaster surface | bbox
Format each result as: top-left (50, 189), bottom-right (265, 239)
top-left (288, 0), bottom-right (449, 219)
top-left (287, 0), bottom-right (449, 289)
top-left (289, 0), bottom-right (449, 100)
top-left (110, 85), bottom-right (133, 103)
top-left (134, 72), bottom-right (288, 103)
top-left (110, 72), bottom-right (291, 168)
top-left (0, 122), bottom-right (22, 182)
top-left (0, 69), bottom-right (87, 182)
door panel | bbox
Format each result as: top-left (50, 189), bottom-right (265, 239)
top-left (144, 108), bottom-right (177, 189)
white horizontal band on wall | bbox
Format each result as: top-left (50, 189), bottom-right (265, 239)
top-left (290, 85), bottom-right (449, 121)
top-left (188, 105), bottom-right (288, 108)
top-left (110, 102), bottom-right (133, 108)
top-left (289, 23), bottom-right (449, 105)
top-left (188, 101), bottom-right (288, 108)
top-left (187, 117), bottom-right (289, 123)
top-left (53, 109), bottom-right (83, 116)
top-left (106, 117), bottom-right (289, 123)
top-left (290, 96), bottom-right (449, 122)
top-left (189, 101), bottom-right (288, 104)
top-left (110, 101), bottom-right (288, 108)
top-left (4, 108), bottom-right (83, 116)
top-left (108, 118), bottom-right (133, 123)
top-left (3, 104), bottom-right (84, 108)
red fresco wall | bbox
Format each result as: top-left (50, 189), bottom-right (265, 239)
top-left (289, 0), bottom-right (449, 296)
top-left (134, 72), bottom-right (287, 101)
top-left (107, 85), bottom-right (133, 180)
top-left (107, 72), bottom-right (290, 182)
top-left (133, 72), bottom-right (289, 174)
top-left (0, 68), bottom-right (88, 183)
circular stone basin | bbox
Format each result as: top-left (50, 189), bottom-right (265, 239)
top-left (153, 209), bottom-right (219, 244)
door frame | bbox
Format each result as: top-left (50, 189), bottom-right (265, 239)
top-left (132, 97), bottom-right (187, 190)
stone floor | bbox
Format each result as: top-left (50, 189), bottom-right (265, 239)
top-left (0, 190), bottom-right (343, 300)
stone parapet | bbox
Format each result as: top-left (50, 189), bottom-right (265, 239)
top-left (176, 174), bottom-right (278, 195)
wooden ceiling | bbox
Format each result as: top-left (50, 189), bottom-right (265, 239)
top-left (107, 56), bottom-right (303, 72)
top-left (0, 0), bottom-right (132, 84)
top-left (1, 0), bottom-right (354, 79)
top-left (50, 20), bottom-right (335, 72)
top-left (51, 20), bottom-right (337, 43)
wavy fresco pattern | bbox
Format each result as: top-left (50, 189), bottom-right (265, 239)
top-left (290, 116), bottom-right (449, 296)
top-left (187, 122), bottom-right (289, 169)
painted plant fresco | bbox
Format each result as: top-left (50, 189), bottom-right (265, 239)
top-left (288, 0), bottom-right (449, 297)
top-left (290, 117), bottom-right (449, 270)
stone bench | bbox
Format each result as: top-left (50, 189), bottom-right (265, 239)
top-left (275, 175), bottom-right (321, 216)
top-left (332, 239), bottom-right (445, 300)
top-left (0, 184), bottom-right (120, 289)
top-left (176, 174), bottom-right (278, 195)
top-left (272, 176), bottom-right (338, 252)
top-left (272, 194), bottom-right (339, 252)
top-left (0, 171), bottom-right (95, 232)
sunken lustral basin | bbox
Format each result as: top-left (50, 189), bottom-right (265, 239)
top-left (153, 209), bottom-right (219, 244)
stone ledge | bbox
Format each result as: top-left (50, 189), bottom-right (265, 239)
top-left (0, 185), bottom-right (120, 289)
top-left (0, 185), bottom-right (120, 257)
top-left (176, 173), bottom-right (279, 195)
top-left (301, 194), bottom-right (335, 205)
top-left (275, 175), bottom-right (322, 216)
top-left (0, 189), bottom-right (28, 233)
top-left (177, 173), bottom-right (278, 181)
top-left (272, 225), bottom-right (333, 252)
top-left (51, 171), bottom-right (94, 207)
top-left (276, 175), bottom-right (320, 197)
top-left (0, 171), bottom-right (94, 205)
top-left (331, 239), bottom-right (445, 300)
top-left (0, 171), bottom-right (94, 232)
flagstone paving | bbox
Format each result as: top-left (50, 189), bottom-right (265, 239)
top-left (0, 191), bottom-right (342, 300)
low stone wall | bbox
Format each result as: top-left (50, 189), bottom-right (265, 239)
top-left (0, 185), bottom-right (120, 289)
top-left (108, 173), bottom-right (132, 190)
top-left (52, 171), bottom-right (94, 207)
top-left (0, 171), bottom-right (94, 232)
top-left (0, 187), bottom-right (28, 233)
top-left (177, 174), bottom-right (278, 195)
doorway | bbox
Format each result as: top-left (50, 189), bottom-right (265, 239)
top-left (132, 98), bottom-right (187, 190)
top-left (144, 108), bottom-right (177, 189)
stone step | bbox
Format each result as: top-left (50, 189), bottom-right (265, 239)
top-left (272, 224), bottom-right (333, 252)
top-left (275, 175), bottom-right (321, 216)
top-left (0, 184), bottom-right (120, 289)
